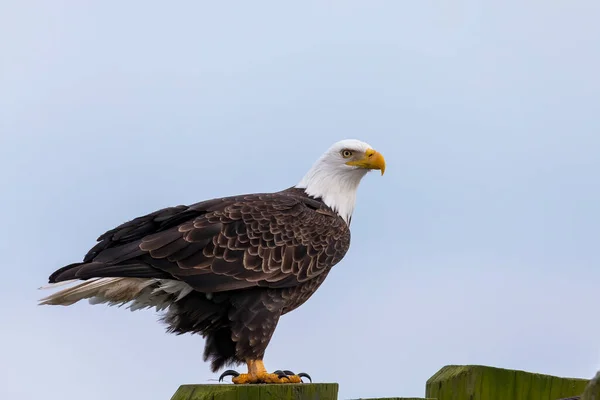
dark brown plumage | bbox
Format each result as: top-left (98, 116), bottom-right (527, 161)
top-left (45, 187), bottom-right (350, 372)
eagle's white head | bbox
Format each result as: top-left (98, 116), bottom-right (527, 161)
top-left (295, 139), bottom-right (386, 225)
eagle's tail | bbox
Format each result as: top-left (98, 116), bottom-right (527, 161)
top-left (39, 275), bottom-right (238, 372)
top-left (38, 277), bottom-right (193, 311)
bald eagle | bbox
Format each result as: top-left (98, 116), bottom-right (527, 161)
top-left (39, 139), bottom-right (386, 384)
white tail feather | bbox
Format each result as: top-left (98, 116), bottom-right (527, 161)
top-left (153, 279), bottom-right (194, 301)
top-left (38, 278), bottom-right (195, 311)
top-left (38, 279), bottom-right (80, 290)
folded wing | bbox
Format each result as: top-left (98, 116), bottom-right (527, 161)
top-left (48, 190), bottom-right (350, 293)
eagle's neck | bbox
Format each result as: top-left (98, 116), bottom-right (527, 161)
top-left (294, 162), bottom-right (368, 225)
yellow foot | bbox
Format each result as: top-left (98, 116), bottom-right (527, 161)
top-left (218, 359), bottom-right (312, 384)
top-left (219, 369), bottom-right (311, 384)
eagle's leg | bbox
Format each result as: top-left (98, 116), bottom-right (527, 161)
top-left (219, 360), bottom-right (311, 384)
top-left (216, 291), bottom-right (312, 384)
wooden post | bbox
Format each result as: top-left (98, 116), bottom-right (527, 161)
top-left (425, 365), bottom-right (589, 400)
top-left (170, 383), bottom-right (339, 400)
top-left (347, 398), bottom-right (435, 400)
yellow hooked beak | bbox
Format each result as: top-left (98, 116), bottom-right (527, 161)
top-left (346, 148), bottom-right (386, 175)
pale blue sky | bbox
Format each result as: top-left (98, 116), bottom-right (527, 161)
top-left (1, 1), bottom-right (599, 399)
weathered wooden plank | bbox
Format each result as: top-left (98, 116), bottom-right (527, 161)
top-left (170, 383), bottom-right (339, 400)
top-left (349, 397), bottom-right (435, 400)
top-left (425, 365), bottom-right (589, 400)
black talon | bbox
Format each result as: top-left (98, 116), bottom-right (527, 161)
top-left (273, 370), bottom-right (287, 379)
top-left (297, 372), bottom-right (312, 383)
top-left (283, 370), bottom-right (295, 376)
top-left (218, 370), bottom-right (240, 382)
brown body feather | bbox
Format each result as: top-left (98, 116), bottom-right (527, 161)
top-left (42, 187), bottom-right (350, 371)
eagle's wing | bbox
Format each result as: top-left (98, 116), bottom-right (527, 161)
top-left (49, 192), bottom-right (350, 292)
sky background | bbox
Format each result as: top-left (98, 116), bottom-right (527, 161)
top-left (1, 1), bottom-right (599, 399)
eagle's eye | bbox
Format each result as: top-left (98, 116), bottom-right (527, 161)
top-left (341, 149), bottom-right (353, 158)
